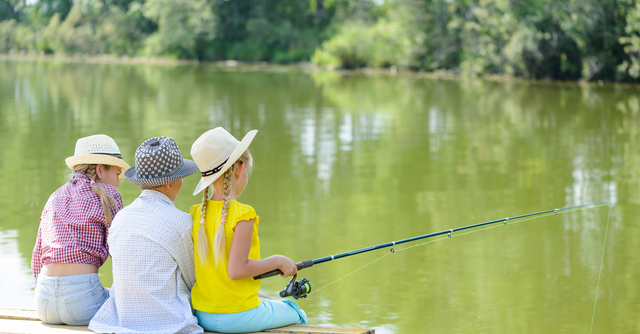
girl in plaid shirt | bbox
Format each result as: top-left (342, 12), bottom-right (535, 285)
top-left (31, 134), bottom-right (130, 326)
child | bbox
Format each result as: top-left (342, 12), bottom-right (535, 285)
top-left (31, 134), bottom-right (130, 326)
top-left (189, 127), bottom-right (308, 333)
top-left (89, 136), bottom-right (203, 334)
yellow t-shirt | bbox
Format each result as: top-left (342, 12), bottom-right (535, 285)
top-left (190, 200), bottom-right (261, 313)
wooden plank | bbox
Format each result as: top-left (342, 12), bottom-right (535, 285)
top-left (0, 308), bottom-right (39, 321)
top-left (0, 318), bottom-right (93, 333)
top-left (263, 325), bottom-right (375, 334)
top-left (0, 308), bottom-right (375, 334)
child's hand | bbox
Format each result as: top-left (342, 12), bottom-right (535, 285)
top-left (275, 255), bottom-right (298, 277)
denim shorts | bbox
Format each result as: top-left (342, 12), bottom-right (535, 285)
top-left (34, 273), bottom-right (108, 326)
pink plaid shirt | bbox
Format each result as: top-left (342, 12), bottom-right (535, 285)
top-left (31, 172), bottom-right (123, 279)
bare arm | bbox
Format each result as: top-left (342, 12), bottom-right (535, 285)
top-left (227, 220), bottom-right (297, 280)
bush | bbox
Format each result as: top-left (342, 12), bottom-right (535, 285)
top-left (272, 48), bottom-right (311, 63)
top-left (226, 41), bottom-right (269, 61)
top-left (312, 20), bottom-right (412, 69)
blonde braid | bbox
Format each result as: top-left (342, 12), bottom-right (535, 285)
top-left (75, 164), bottom-right (117, 226)
top-left (197, 186), bottom-right (210, 265)
top-left (213, 166), bottom-right (233, 268)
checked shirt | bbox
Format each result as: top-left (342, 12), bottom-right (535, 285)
top-left (31, 172), bottom-right (122, 280)
top-left (89, 190), bottom-right (202, 334)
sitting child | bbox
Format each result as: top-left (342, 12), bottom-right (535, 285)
top-left (89, 136), bottom-right (203, 334)
top-left (32, 134), bottom-right (129, 326)
top-left (189, 127), bottom-right (308, 333)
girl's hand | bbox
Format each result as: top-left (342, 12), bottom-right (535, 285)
top-left (228, 221), bottom-right (300, 280)
top-left (275, 255), bottom-right (298, 277)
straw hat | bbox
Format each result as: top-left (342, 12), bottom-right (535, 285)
top-left (124, 136), bottom-right (199, 187)
top-left (65, 134), bottom-right (130, 177)
top-left (191, 127), bottom-right (258, 195)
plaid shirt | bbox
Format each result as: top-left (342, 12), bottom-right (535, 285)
top-left (31, 172), bottom-right (123, 280)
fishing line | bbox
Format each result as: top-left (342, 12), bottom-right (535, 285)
top-left (256, 202), bottom-right (611, 284)
top-left (590, 202), bottom-right (612, 334)
top-left (314, 252), bottom-right (393, 293)
top-left (314, 202), bottom-right (610, 296)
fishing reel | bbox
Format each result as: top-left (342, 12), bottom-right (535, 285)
top-left (279, 274), bottom-right (312, 300)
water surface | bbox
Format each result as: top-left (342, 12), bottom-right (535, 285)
top-left (0, 60), bottom-right (638, 333)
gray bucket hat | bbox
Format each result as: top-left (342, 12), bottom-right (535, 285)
top-left (124, 136), bottom-right (199, 187)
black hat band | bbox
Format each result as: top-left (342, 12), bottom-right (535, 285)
top-left (201, 158), bottom-right (229, 177)
top-left (92, 152), bottom-right (123, 159)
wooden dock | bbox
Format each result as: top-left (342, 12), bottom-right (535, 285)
top-left (0, 308), bottom-right (374, 334)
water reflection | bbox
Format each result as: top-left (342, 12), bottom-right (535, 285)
top-left (0, 230), bottom-right (34, 308)
top-left (0, 60), bottom-right (639, 333)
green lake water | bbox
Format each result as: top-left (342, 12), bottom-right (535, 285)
top-left (0, 60), bottom-right (639, 333)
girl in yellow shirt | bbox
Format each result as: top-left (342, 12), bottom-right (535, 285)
top-left (189, 127), bottom-right (307, 333)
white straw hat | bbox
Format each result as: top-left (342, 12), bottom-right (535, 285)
top-left (191, 127), bottom-right (258, 195)
top-left (65, 134), bottom-right (130, 177)
top-left (124, 136), bottom-right (199, 187)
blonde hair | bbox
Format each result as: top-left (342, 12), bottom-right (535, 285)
top-left (74, 164), bottom-right (119, 226)
top-left (197, 150), bottom-right (253, 267)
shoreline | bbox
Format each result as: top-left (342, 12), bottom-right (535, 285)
top-left (2, 53), bottom-right (639, 89)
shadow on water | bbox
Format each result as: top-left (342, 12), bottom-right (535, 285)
top-left (0, 60), bottom-right (639, 333)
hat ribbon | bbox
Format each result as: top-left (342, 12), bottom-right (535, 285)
top-left (201, 158), bottom-right (229, 177)
top-left (91, 152), bottom-right (123, 159)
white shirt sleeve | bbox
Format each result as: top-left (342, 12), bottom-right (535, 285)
top-left (177, 216), bottom-right (197, 290)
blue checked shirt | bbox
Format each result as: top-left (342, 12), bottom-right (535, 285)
top-left (89, 190), bottom-right (203, 334)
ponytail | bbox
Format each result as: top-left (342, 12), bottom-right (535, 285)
top-left (75, 164), bottom-right (118, 226)
top-left (197, 186), bottom-right (210, 265)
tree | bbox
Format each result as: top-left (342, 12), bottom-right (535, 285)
top-left (143, 0), bottom-right (215, 60)
top-left (0, 0), bottom-right (17, 21)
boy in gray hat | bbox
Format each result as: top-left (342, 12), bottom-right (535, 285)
top-left (89, 137), bottom-right (203, 334)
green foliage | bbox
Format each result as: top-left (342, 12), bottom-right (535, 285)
top-left (28, 0), bottom-right (74, 25)
top-left (311, 0), bottom-right (638, 81)
top-left (0, 19), bottom-right (16, 53)
top-left (15, 24), bottom-right (39, 52)
top-left (0, 0), bottom-right (16, 21)
top-left (312, 19), bottom-right (413, 69)
top-left (620, 1), bottom-right (640, 78)
top-left (452, 0), bottom-right (584, 80)
top-left (1, 0), bottom-right (640, 81)
top-left (209, 0), bottom-right (327, 62)
top-left (94, 3), bottom-right (155, 56)
top-left (42, 7), bottom-right (96, 54)
top-left (7, 1), bottom-right (155, 55)
top-left (143, 0), bottom-right (215, 59)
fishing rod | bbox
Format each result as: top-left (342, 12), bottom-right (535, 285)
top-left (255, 201), bottom-right (610, 299)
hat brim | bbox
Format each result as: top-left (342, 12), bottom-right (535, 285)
top-left (192, 130), bottom-right (257, 196)
top-left (65, 154), bottom-right (131, 178)
top-left (125, 159), bottom-right (200, 187)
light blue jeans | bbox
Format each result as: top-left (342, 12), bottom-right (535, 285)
top-left (34, 273), bottom-right (108, 326)
top-left (195, 298), bottom-right (308, 333)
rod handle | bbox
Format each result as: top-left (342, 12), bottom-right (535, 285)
top-left (253, 260), bottom-right (314, 280)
